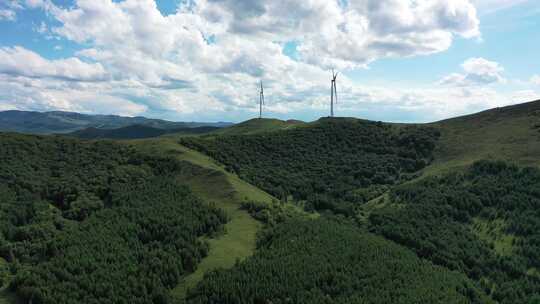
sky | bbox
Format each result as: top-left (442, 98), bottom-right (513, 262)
top-left (0, 0), bottom-right (539, 123)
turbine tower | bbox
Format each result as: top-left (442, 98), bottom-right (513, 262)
top-left (330, 70), bottom-right (338, 117)
top-left (259, 80), bottom-right (265, 119)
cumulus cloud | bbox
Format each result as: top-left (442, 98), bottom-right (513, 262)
top-left (440, 57), bottom-right (506, 87)
top-left (194, 0), bottom-right (480, 69)
top-left (0, 46), bottom-right (108, 82)
top-left (5, 0), bottom-right (519, 122)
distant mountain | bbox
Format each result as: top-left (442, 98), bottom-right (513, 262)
top-left (0, 110), bottom-right (233, 134)
top-left (70, 124), bottom-right (221, 140)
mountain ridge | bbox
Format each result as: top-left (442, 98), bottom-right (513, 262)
top-left (0, 110), bottom-right (233, 134)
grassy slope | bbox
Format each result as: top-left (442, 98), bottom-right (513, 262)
top-left (426, 99), bottom-right (540, 175)
top-left (212, 118), bottom-right (304, 136)
top-left (130, 137), bottom-right (276, 301)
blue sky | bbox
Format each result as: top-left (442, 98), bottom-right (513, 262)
top-left (0, 0), bottom-right (539, 123)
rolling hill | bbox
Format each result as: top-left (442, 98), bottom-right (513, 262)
top-left (69, 124), bottom-right (220, 140)
top-left (211, 118), bottom-right (304, 136)
top-left (2, 99), bottom-right (540, 304)
top-left (428, 99), bottom-right (540, 173)
top-left (180, 99), bottom-right (540, 304)
top-left (0, 110), bottom-right (232, 134)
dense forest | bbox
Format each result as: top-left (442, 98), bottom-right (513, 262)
top-left (4, 112), bottom-right (540, 304)
top-left (0, 133), bottom-right (227, 304)
top-left (186, 217), bottom-right (490, 304)
top-left (182, 118), bottom-right (439, 213)
top-left (182, 116), bottom-right (540, 303)
top-left (369, 161), bottom-right (540, 304)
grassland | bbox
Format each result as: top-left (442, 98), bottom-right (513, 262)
top-left (131, 137), bottom-right (276, 301)
top-left (210, 118), bottom-right (304, 136)
top-left (426, 100), bottom-right (540, 175)
top-left (472, 218), bottom-right (516, 256)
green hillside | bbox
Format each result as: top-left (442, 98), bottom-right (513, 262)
top-left (187, 218), bottom-right (491, 304)
top-left (212, 118), bottom-right (304, 136)
top-left (129, 137), bottom-right (279, 302)
top-left (3, 100), bottom-right (540, 303)
top-left (181, 100), bottom-right (540, 304)
top-left (428, 99), bottom-right (540, 173)
top-left (182, 117), bottom-right (439, 214)
top-left (369, 161), bottom-right (540, 303)
top-left (0, 134), bottom-right (227, 304)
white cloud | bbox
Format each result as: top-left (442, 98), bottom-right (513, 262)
top-left (0, 46), bottom-right (108, 82)
top-left (0, 9), bottom-right (16, 21)
top-left (6, 0), bottom-right (522, 123)
top-left (194, 0), bottom-right (480, 69)
top-left (0, 74), bottom-right (147, 116)
top-left (440, 57), bottom-right (506, 87)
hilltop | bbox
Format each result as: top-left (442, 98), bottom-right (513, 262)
top-left (428, 99), bottom-right (540, 173)
top-left (212, 118), bottom-right (304, 136)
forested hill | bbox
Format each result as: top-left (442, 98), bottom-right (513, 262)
top-left (369, 161), bottom-right (540, 303)
top-left (4, 100), bottom-right (540, 304)
top-left (182, 117), bottom-right (440, 214)
top-left (187, 217), bottom-right (491, 304)
top-left (0, 133), bottom-right (227, 303)
top-left (180, 100), bottom-right (540, 304)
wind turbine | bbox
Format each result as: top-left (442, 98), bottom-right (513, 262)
top-left (259, 80), bottom-right (265, 119)
top-left (330, 69), bottom-right (338, 117)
